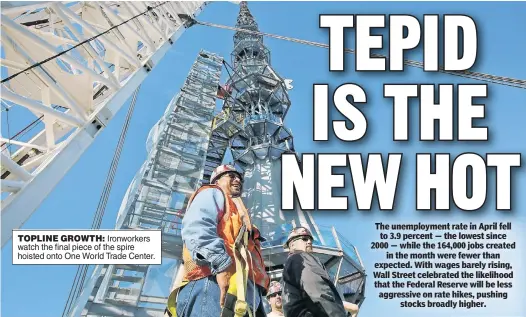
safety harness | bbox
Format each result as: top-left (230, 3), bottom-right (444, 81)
top-left (164, 196), bottom-right (254, 317)
top-left (220, 224), bottom-right (250, 317)
top-left (164, 225), bottom-right (251, 317)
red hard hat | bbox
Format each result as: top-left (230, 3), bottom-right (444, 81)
top-left (284, 226), bottom-right (313, 248)
top-left (210, 164), bottom-right (243, 184)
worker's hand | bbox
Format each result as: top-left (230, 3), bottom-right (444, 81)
top-left (343, 301), bottom-right (359, 316)
top-left (217, 264), bottom-right (235, 307)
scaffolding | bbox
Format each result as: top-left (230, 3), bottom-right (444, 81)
top-left (67, 50), bottom-right (224, 317)
top-left (68, 2), bottom-right (366, 315)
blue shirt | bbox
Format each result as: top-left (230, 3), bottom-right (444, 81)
top-left (181, 187), bottom-right (262, 310)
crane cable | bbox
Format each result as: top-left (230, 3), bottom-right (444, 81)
top-left (0, 7), bottom-right (523, 89)
top-left (61, 86), bottom-right (141, 317)
top-left (190, 19), bottom-right (526, 90)
top-left (0, 0), bottom-right (173, 150)
top-left (0, 1), bottom-right (169, 84)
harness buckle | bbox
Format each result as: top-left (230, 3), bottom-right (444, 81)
top-left (234, 300), bottom-right (248, 316)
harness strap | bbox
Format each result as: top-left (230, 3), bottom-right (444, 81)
top-left (233, 224), bottom-right (249, 317)
top-left (165, 263), bottom-right (189, 317)
top-left (168, 187), bottom-right (257, 317)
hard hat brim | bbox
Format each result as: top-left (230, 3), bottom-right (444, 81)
top-left (283, 233), bottom-right (314, 248)
top-left (266, 291), bottom-right (281, 298)
top-left (211, 170), bottom-right (243, 184)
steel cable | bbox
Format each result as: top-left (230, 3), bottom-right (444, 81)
top-left (61, 86), bottom-right (140, 317)
top-left (1, 2), bottom-right (169, 84)
top-left (193, 19), bottom-right (526, 90)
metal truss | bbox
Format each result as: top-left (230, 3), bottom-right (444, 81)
top-left (202, 1), bottom-right (296, 183)
top-left (67, 50), bottom-right (224, 317)
top-left (200, 2), bottom-right (367, 308)
top-left (0, 1), bottom-right (209, 247)
top-left (202, 1), bottom-right (300, 237)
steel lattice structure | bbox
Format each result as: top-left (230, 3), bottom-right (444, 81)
top-left (67, 50), bottom-right (224, 317)
top-left (0, 1), bottom-right (209, 247)
top-left (206, 1), bottom-right (367, 309)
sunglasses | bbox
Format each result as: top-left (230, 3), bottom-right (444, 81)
top-left (226, 172), bottom-right (242, 181)
top-left (292, 236), bottom-right (312, 243)
top-left (269, 292), bottom-right (282, 298)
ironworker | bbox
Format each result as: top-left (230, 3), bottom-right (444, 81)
top-left (166, 164), bottom-right (270, 317)
top-left (281, 227), bottom-right (359, 317)
top-left (266, 281), bottom-right (284, 317)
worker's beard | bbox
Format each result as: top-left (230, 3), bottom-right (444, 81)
top-left (290, 241), bottom-right (313, 253)
top-left (230, 182), bottom-right (242, 197)
top-left (273, 298), bottom-right (283, 310)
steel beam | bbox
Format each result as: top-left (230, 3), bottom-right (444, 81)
top-left (1, 1), bottom-right (210, 248)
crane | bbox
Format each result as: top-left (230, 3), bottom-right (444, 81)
top-left (0, 1), bottom-right (216, 247)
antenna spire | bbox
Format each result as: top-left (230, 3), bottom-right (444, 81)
top-left (234, 1), bottom-right (263, 46)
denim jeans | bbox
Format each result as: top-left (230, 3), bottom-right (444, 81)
top-left (176, 276), bottom-right (267, 317)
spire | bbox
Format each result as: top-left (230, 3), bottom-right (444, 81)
top-left (236, 1), bottom-right (257, 29)
top-left (234, 1), bottom-right (263, 46)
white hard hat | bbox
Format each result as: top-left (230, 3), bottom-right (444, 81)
top-left (284, 226), bottom-right (313, 248)
top-left (210, 164), bottom-right (243, 184)
top-left (266, 281), bottom-right (282, 298)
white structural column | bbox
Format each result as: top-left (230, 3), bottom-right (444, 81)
top-left (0, 1), bottom-right (209, 248)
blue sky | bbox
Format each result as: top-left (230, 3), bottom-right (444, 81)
top-left (2, 1), bottom-right (525, 317)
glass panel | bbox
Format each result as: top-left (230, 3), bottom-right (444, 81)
top-left (336, 277), bottom-right (364, 302)
top-left (164, 213), bottom-right (183, 236)
top-left (269, 147), bottom-right (285, 160)
top-left (327, 260), bottom-right (340, 280)
top-left (170, 192), bottom-right (187, 210)
top-left (261, 223), bottom-right (293, 248)
top-left (337, 232), bottom-right (363, 267)
top-left (141, 259), bottom-right (180, 298)
top-left (315, 226), bottom-right (338, 249)
top-left (335, 259), bottom-right (365, 303)
top-left (253, 147), bottom-right (269, 159)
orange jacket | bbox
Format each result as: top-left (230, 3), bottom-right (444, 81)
top-left (181, 184), bottom-right (270, 291)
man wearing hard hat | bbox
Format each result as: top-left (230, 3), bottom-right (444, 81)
top-left (266, 281), bottom-right (284, 317)
top-left (166, 164), bottom-right (270, 317)
top-left (280, 227), bottom-right (360, 317)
